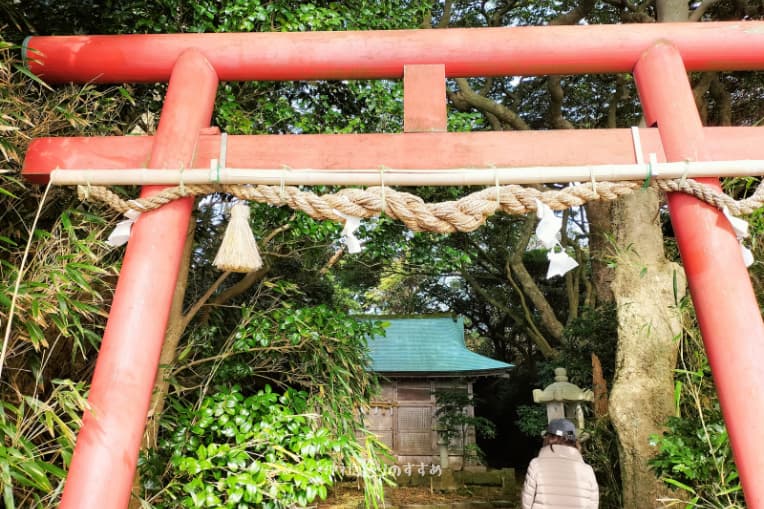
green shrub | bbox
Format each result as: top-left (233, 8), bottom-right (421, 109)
top-left (156, 385), bottom-right (382, 509)
top-left (434, 388), bottom-right (496, 467)
top-left (649, 326), bottom-right (743, 509)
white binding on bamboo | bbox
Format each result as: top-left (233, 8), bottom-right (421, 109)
top-left (48, 160), bottom-right (764, 187)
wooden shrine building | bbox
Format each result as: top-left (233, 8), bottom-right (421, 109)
top-left (364, 315), bottom-right (513, 469)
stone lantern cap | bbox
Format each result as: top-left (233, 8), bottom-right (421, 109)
top-left (532, 367), bottom-right (594, 403)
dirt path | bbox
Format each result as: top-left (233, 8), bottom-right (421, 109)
top-left (320, 486), bottom-right (519, 508)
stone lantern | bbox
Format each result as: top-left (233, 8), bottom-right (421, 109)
top-left (532, 367), bottom-right (593, 434)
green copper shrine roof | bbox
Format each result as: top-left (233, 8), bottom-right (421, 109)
top-left (365, 315), bottom-right (513, 377)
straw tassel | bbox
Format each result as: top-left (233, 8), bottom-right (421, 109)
top-left (213, 202), bottom-right (263, 273)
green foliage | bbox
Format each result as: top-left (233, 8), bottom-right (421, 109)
top-left (649, 327), bottom-right (743, 508)
top-left (515, 304), bottom-right (617, 439)
top-left (434, 388), bottom-right (496, 467)
top-left (650, 408), bottom-right (741, 508)
top-left (17, 0), bottom-right (428, 138)
top-left (556, 303), bottom-right (619, 384)
top-left (0, 33), bottom-right (124, 507)
top-left (0, 380), bottom-right (89, 509)
top-left (514, 404), bottom-right (547, 439)
top-left (584, 418), bottom-right (623, 509)
top-left (222, 306), bottom-right (384, 430)
top-left (1, 209), bottom-right (118, 357)
top-left (139, 306), bottom-right (391, 507)
top-left (448, 111), bottom-right (486, 132)
top-left (155, 385), bottom-right (371, 509)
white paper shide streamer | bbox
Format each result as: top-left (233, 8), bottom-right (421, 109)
top-left (722, 207), bottom-right (754, 267)
top-left (336, 211), bottom-right (363, 254)
top-left (107, 209), bottom-right (141, 247)
top-left (535, 199), bottom-right (578, 279)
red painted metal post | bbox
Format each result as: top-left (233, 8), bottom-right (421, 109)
top-left (59, 49), bottom-right (218, 509)
top-left (634, 43), bottom-right (764, 507)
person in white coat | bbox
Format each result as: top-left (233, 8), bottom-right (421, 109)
top-left (521, 418), bottom-right (599, 509)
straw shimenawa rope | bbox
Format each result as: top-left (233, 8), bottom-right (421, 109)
top-left (77, 178), bottom-right (764, 234)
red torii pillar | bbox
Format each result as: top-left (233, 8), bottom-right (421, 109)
top-left (635, 43), bottom-right (764, 503)
top-left (56, 51), bottom-right (218, 509)
top-left (20, 21), bottom-right (764, 509)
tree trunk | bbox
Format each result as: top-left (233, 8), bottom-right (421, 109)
top-left (586, 2), bottom-right (692, 506)
top-left (607, 190), bottom-right (686, 509)
top-left (592, 352), bottom-right (608, 418)
top-left (585, 201), bottom-right (615, 305)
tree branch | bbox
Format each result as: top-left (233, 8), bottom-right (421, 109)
top-left (561, 210), bottom-right (580, 322)
top-left (319, 247), bottom-right (345, 275)
top-left (607, 74), bottom-right (628, 129)
top-left (506, 216), bottom-right (566, 340)
top-left (507, 259), bottom-right (565, 341)
top-left (488, 1), bottom-right (517, 27)
top-left (194, 221), bottom-right (293, 324)
top-left (450, 78), bottom-right (531, 131)
top-left (461, 267), bottom-right (555, 358)
top-left (437, 0), bottom-right (453, 28)
top-left (692, 71), bottom-right (715, 125)
top-left (710, 75), bottom-right (731, 126)
top-left (181, 270), bottom-right (231, 330)
top-left (549, 0), bottom-right (595, 25)
top-left (689, 0), bottom-right (720, 21)
top-left (503, 264), bottom-right (558, 358)
top-left (200, 266), bottom-right (270, 322)
top-left (548, 76), bottom-right (575, 129)
top-left (508, 214), bottom-right (535, 264)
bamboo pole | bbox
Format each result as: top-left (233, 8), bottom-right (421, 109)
top-left (49, 159), bottom-right (764, 187)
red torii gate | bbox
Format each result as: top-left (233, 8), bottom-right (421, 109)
top-left (20, 21), bottom-right (764, 509)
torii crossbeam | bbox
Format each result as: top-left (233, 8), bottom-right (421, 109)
top-left (21, 21), bottom-right (764, 509)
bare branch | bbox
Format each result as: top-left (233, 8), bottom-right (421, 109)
top-left (479, 77), bottom-right (494, 97)
top-left (508, 213), bottom-right (536, 265)
top-left (607, 74), bottom-right (628, 129)
top-left (692, 72), bottom-right (715, 125)
top-left (548, 76), bottom-right (575, 129)
top-left (484, 111), bottom-right (503, 131)
top-left (198, 267), bottom-right (269, 326)
top-left (689, 0), bottom-right (720, 21)
top-left (710, 75), bottom-right (731, 126)
top-left (263, 217), bottom-right (294, 244)
top-left (461, 266), bottom-right (555, 357)
top-left (503, 262), bottom-right (558, 358)
top-left (549, 0), bottom-right (595, 25)
top-left (561, 210), bottom-right (581, 322)
top-left (181, 271), bottom-right (231, 329)
top-left (437, 0), bottom-right (453, 28)
top-left (319, 247), bottom-right (345, 275)
top-left (451, 78), bottom-right (530, 130)
top-left (505, 215), bottom-right (566, 340)
top-left (508, 259), bottom-right (565, 341)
